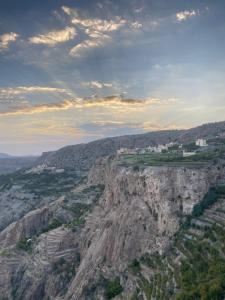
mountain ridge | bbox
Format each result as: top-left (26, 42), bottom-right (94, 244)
top-left (35, 121), bottom-right (225, 171)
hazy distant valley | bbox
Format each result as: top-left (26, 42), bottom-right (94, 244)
top-left (1, 121), bottom-right (225, 300)
top-left (0, 155), bottom-right (38, 175)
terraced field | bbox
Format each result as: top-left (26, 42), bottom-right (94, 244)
top-left (118, 150), bottom-right (225, 168)
top-left (130, 185), bottom-right (225, 300)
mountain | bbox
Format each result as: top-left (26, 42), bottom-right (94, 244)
top-left (0, 153), bottom-right (11, 159)
top-left (0, 120), bottom-right (225, 299)
top-left (35, 121), bottom-right (225, 171)
top-left (0, 156), bottom-right (38, 174)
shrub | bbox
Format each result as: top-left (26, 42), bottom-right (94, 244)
top-left (16, 238), bottom-right (32, 252)
top-left (192, 188), bottom-right (218, 217)
top-left (105, 277), bottom-right (123, 299)
top-left (130, 259), bottom-right (141, 274)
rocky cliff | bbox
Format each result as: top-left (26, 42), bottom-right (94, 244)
top-left (65, 158), bottom-right (224, 299)
top-left (0, 155), bottom-right (225, 299)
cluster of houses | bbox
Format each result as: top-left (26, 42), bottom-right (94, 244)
top-left (117, 139), bottom-right (208, 157)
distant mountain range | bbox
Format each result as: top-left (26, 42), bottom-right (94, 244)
top-left (36, 120), bottom-right (225, 171)
top-left (0, 153), bottom-right (12, 159)
top-left (0, 155), bottom-right (38, 174)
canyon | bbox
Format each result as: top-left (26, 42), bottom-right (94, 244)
top-left (0, 121), bottom-right (225, 299)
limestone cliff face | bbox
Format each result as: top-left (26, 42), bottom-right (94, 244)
top-left (0, 158), bottom-right (224, 300)
top-left (0, 206), bottom-right (52, 247)
top-left (65, 159), bottom-right (224, 299)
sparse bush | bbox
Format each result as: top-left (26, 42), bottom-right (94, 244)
top-left (130, 259), bottom-right (141, 274)
top-left (105, 277), bottom-right (123, 299)
top-left (16, 238), bottom-right (32, 252)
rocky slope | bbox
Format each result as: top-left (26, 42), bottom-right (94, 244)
top-left (1, 154), bottom-right (225, 299)
top-left (35, 121), bottom-right (225, 171)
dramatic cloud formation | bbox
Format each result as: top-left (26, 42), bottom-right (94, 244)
top-left (62, 6), bottom-right (142, 57)
top-left (0, 32), bottom-right (19, 51)
top-left (0, 1), bottom-right (223, 155)
top-left (29, 27), bottom-right (77, 46)
top-left (0, 96), bottom-right (177, 116)
top-left (62, 6), bottom-right (127, 32)
top-left (176, 10), bottom-right (197, 22)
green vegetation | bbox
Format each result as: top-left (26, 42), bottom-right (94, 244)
top-left (16, 238), bottom-right (32, 252)
top-left (175, 242), bottom-right (225, 300)
top-left (81, 184), bottom-right (105, 195)
top-left (128, 185), bottom-right (225, 300)
top-left (64, 203), bottom-right (90, 231)
top-left (63, 186), bottom-right (105, 231)
top-left (192, 187), bottom-right (225, 217)
top-left (0, 169), bottom-right (81, 196)
top-left (65, 217), bottom-right (85, 231)
top-left (207, 137), bottom-right (225, 145)
top-left (105, 277), bottom-right (123, 299)
top-left (118, 149), bottom-right (225, 168)
top-left (42, 218), bottom-right (63, 233)
top-left (52, 256), bottom-right (78, 279)
top-left (130, 259), bottom-right (141, 274)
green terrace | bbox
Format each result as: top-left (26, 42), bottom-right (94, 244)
top-left (117, 150), bottom-right (225, 168)
top-left (0, 169), bottom-right (82, 196)
top-left (129, 185), bottom-right (225, 300)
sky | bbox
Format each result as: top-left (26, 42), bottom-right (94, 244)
top-left (0, 0), bottom-right (225, 155)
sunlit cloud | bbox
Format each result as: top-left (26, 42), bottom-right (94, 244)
top-left (25, 120), bottom-right (87, 138)
top-left (69, 35), bottom-right (110, 57)
top-left (0, 32), bottom-right (19, 52)
top-left (176, 10), bottom-right (197, 22)
top-left (141, 121), bottom-right (185, 131)
top-left (29, 27), bottom-right (77, 46)
top-left (81, 120), bottom-right (184, 135)
top-left (62, 6), bottom-right (126, 32)
top-left (61, 6), bottom-right (142, 57)
top-left (0, 86), bottom-right (70, 95)
top-left (0, 96), bottom-right (178, 116)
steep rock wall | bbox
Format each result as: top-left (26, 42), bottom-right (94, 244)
top-left (66, 160), bottom-right (224, 299)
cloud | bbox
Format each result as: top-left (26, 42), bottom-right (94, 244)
top-left (80, 120), bottom-right (184, 137)
top-left (0, 32), bottom-right (19, 52)
top-left (69, 35), bottom-right (110, 57)
top-left (141, 122), bottom-right (184, 131)
top-left (25, 120), bottom-right (86, 138)
top-left (61, 6), bottom-right (142, 57)
top-left (0, 95), bottom-right (178, 117)
top-left (29, 27), bottom-right (77, 46)
top-left (0, 86), bottom-right (70, 96)
top-left (82, 81), bottom-right (113, 89)
top-left (62, 6), bottom-right (126, 32)
top-left (176, 10), bottom-right (197, 22)
top-left (72, 17), bottom-right (126, 32)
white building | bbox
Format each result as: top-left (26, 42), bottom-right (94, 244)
top-left (196, 139), bottom-right (208, 147)
top-left (153, 144), bottom-right (168, 153)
